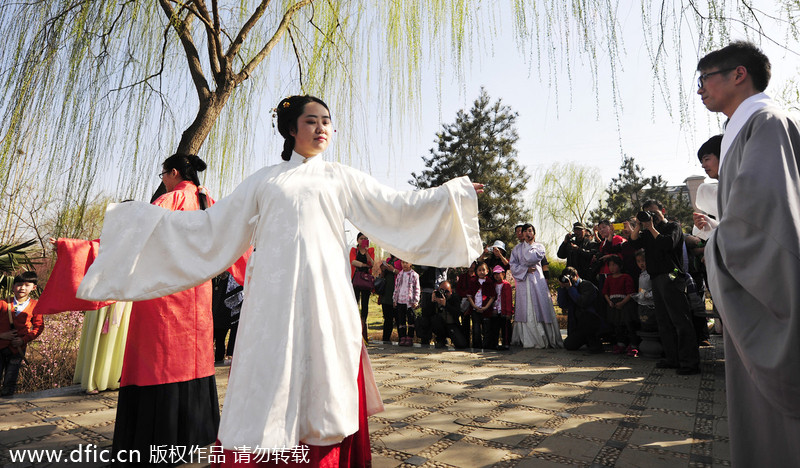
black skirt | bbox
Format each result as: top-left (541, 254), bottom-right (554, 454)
top-left (112, 375), bottom-right (220, 467)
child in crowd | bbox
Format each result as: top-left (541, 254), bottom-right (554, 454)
top-left (0, 271), bottom-right (45, 396)
top-left (602, 256), bottom-right (638, 356)
top-left (467, 262), bottom-right (496, 349)
top-left (393, 260), bottom-right (420, 346)
top-left (631, 250), bottom-right (655, 348)
top-left (378, 254), bottom-right (403, 342)
top-left (454, 262), bottom-right (476, 345)
top-left (491, 266), bottom-right (513, 350)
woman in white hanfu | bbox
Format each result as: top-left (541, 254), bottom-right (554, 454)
top-left (509, 224), bottom-right (564, 349)
top-left (77, 95), bottom-right (483, 467)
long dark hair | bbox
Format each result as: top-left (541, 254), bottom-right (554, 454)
top-left (275, 95), bottom-right (330, 161)
top-left (161, 153), bottom-right (209, 208)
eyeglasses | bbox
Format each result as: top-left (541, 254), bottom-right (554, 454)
top-left (158, 170), bottom-right (168, 179)
top-left (697, 67), bottom-right (737, 89)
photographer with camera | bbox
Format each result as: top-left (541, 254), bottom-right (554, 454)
top-left (557, 222), bottom-right (599, 282)
top-left (627, 200), bottom-right (700, 375)
top-left (430, 281), bottom-right (468, 349)
top-left (556, 267), bottom-right (606, 353)
top-left (480, 240), bottom-right (510, 272)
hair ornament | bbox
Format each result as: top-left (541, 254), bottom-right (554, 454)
top-left (282, 101), bottom-right (291, 108)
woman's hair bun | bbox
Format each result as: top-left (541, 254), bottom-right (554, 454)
top-left (187, 154), bottom-right (207, 172)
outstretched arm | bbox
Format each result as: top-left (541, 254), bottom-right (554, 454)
top-left (78, 169), bottom-right (266, 302)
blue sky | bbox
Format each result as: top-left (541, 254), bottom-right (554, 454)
top-left (360, 9), bottom-right (800, 194)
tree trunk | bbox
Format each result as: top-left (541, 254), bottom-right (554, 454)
top-left (149, 87), bottom-right (234, 202)
top-left (176, 86), bottom-right (233, 155)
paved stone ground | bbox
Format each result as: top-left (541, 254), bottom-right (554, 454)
top-left (0, 337), bottom-right (728, 467)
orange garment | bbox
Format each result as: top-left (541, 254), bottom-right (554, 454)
top-left (348, 247), bottom-right (375, 279)
top-left (0, 298), bottom-right (44, 354)
top-left (122, 180), bottom-right (215, 386)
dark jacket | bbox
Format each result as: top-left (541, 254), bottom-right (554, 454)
top-left (629, 220), bottom-right (684, 277)
top-left (557, 237), bottom-right (599, 281)
top-left (436, 291), bottom-right (463, 324)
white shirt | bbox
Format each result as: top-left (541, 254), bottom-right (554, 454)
top-left (474, 278), bottom-right (485, 308)
top-left (721, 92), bottom-right (773, 173)
top-left (494, 283), bottom-right (503, 313)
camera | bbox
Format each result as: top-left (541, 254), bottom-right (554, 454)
top-left (559, 275), bottom-right (571, 284)
top-left (636, 211), bottom-right (658, 223)
top-left (434, 289), bottom-right (445, 299)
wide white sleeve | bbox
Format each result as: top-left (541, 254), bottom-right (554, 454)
top-left (77, 169), bottom-right (266, 301)
top-left (338, 165), bottom-right (482, 268)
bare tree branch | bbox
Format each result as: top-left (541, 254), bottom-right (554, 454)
top-left (226, 0), bottom-right (272, 61)
top-left (211, 0), bottom-right (221, 39)
top-left (107, 22), bottom-right (171, 95)
top-left (210, 0), bottom-right (227, 74)
top-left (191, 0), bottom-right (223, 79)
top-left (236, 0), bottom-right (315, 84)
top-left (288, 27), bottom-right (304, 90)
top-left (158, 0), bottom-right (211, 101)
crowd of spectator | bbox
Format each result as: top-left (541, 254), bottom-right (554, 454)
top-left (351, 139), bottom-right (721, 376)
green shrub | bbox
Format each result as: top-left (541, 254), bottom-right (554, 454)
top-left (546, 260), bottom-right (566, 293)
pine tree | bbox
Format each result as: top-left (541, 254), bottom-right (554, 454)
top-left (410, 88), bottom-right (529, 247)
top-left (591, 156), bottom-right (693, 231)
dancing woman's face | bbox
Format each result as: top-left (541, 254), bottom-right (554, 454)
top-left (290, 102), bottom-right (332, 158)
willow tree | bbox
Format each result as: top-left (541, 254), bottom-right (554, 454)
top-left (529, 162), bottom-right (603, 233)
top-left (0, 0), bottom-right (798, 243)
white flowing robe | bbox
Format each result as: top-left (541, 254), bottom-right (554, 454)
top-left (691, 182), bottom-right (719, 240)
top-left (77, 152), bottom-right (482, 450)
top-left (509, 242), bottom-right (563, 349)
top-left (706, 105), bottom-right (800, 466)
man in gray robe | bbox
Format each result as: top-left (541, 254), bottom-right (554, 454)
top-left (697, 41), bottom-right (800, 466)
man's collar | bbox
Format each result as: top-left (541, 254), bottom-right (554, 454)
top-left (720, 92), bottom-right (773, 173)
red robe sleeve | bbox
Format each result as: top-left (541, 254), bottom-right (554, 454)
top-left (501, 282), bottom-right (513, 316)
top-left (36, 239), bottom-right (116, 314)
top-left (0, 301), bottom-right (12, 349)
top-left (601, 278), bottom-right (611, 297)
top-left (349, 247), bottom-right (357, 279)
top-left (227, 246), bottom-right (252, 286)
top-left (623, 274), bottom-right (635, 295)
top-left (21, 300), bottom-right (44, 343)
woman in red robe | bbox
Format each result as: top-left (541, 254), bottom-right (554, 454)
top-left (40, 154), bottom-right (220, 467)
